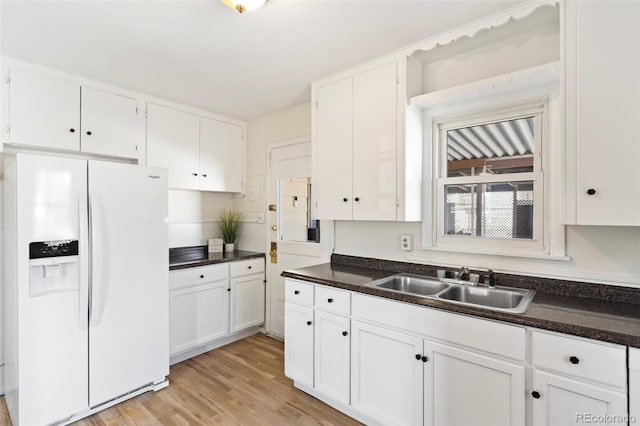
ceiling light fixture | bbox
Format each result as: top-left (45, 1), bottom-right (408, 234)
top-left (221, 0), bottom-right (267, 14)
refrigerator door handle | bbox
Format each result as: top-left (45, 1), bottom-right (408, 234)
top-left (88, 191), bottom-right (94, 325)
top-left (79, 191), bottom-right (89, 329)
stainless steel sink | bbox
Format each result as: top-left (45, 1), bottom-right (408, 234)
top-left (370, 274), bottom-right (449, 296)
top-left (367, 273), bottom-right (535, 314)
top-left (437, 285), bottom-right (535, 313)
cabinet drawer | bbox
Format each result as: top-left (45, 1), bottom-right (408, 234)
top-left (285, 279), bottom-right (314, 306)
top-left (315, 285), bottom-right (350, 315)
top-left (170, 263), bottom-right (229, 290)
top-left (230, 258), bottom-right (265, 277)
top-left (532, 331), bottom-right (626, 389)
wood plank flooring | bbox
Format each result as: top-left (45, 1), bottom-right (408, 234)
top-left (0, 334), bottom-right (360, 425)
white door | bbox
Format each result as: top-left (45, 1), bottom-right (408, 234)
top-left (352, 61), bottom-right (398, 221)
top-left (229, 274), bottom-right (265, 333)
top-left (532, 370), bottom-right (627, 426)
top-left (350, 320), bottom-right (423, 426)
top-left (424, 340), bottom-right (525, 426)
top-left (146, 103), bottom-right (200, 190)
top-left (314, 310), bottom-right (350, 405)
top-left (266, 139), bottom-right (333, 338)
top-left (283, 302), bottom-right (314, 387)
top-left (199, 117), bottom-right (243, 192)
top-left (80, 87), bottom-right (139, 159)
top-left (88, 161), bottom-right (169, 407)
top-left (314, 77), bottom-right (354, 220)
top-left (8, 68), bottom-right (80, 151)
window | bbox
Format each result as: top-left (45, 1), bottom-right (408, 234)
top-left (427, 102), bottom-right (555, 257)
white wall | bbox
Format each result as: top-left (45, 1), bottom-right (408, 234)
top-left (234, 102), bottom-right (311, 253)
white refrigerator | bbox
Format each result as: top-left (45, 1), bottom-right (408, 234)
top-left (3, 153), bottom-right (169, 425)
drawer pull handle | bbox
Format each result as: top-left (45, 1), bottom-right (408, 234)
top-left (327, 298), bottom-right (334, 303)
top-left (531, 391), bottom-right (541, 399)
top-left (306, 321), bottom-right (312, 326)
top-left (294, 290), bottom-right (300, 295)
top-left (569, 356), bottom-right (580, 365)
top-left (421, 356), bottom-right (428, 363)
top-left (200, 275), bottom-right (204, 279)
top-left (342, 197), bottom-right (348, 202)
top-left (342, 331), bottom-right (348, 336)
top-left (415, 354), bottom-right (421, 360)
top-left (586, 188), bottom-right (596, 195)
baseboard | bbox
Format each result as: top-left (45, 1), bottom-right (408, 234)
top-left (169, 327), bottom-right (262, 365)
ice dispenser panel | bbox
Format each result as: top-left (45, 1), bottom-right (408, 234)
top-left (29, 240), bottom-right (79, 297)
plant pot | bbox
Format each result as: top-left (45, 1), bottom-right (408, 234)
top-left (224, 243), bottom-right (235, 253)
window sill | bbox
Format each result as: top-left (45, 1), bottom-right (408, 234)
top-left (410, 245), bottom-right (571, 262)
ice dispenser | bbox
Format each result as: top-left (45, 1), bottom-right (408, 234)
top-left (29, 240), bottom-right (79, 296)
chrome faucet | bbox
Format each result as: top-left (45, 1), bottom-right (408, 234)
top-left (455, 266), bottom-right (469, 281)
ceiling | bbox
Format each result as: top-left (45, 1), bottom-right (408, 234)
top-left (1, 0), bottom-right (522, 122)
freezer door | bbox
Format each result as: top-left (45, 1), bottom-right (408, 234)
top-left (88, 160), bottom-right (169, 407)
top-left (13, 154), bottom-right (89, 425)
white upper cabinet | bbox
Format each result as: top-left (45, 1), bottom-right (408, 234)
top-left (7, 68), bottom-right (139, 159)
top-left (313, 59), bottom-right (414, 221)
top-left (8, 68), bottom-right (80, 151)
top-left (565, 1), bottom-right (640, 226)
top-left (146, 103), bottom-right (200, 190)
top-left (147, 103), bottom-right (245, 193)
top-left (80, 87), bottom-right (138, 159)
top-left (199, 117), bottom-right (243, 193)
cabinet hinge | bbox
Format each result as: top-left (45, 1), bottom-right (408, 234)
top-left (5, 125), bottom-right (10, 134)
top-left (5, 76), bottom-right (10, 84)
top-left (135, 144), bottom-right (139, 151)
top-left (396, 199), bottom-right (400, 207)
top-left (268, 151), bottom-right (273, 167)
top-left (396, 75), bottom-right (399, 85)
top-left (135, 106), bottom-right (139, 114)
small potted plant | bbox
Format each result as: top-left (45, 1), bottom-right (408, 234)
top-left (217, 209), bottom-right (242, 253)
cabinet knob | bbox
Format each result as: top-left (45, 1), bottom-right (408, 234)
top-left (248, 266), bottom-right (252, 269)
top-left (294, 290), bottom-right (300, 295)
top-left (192, 172), bottom-right (198, 176)
top-left (86, 131), bottom-right (92, 136)
top-left (415, 354), bottom-right (421, 360)
top-left (69, 128), bottom-right (75, 133)
top-left (342, 331), bottom-right (348, 336)
top-left (200, 275), bottom-right (204, 279)
top-left (306, 321), bottom-right (312, 326)
top-left (227, 288), bottom-right (230, 292)
top-left (327, 298), bottom-right (334, 303)
top-left (202, 174), bottom-right (207, 178)
top-left (569, 356), bottom-right (580, 365)
top-left (586, 188), bottom-right (596, 195)
top-left (354, 197), bottom-right (360, 202)
top-left (531, 391), bottom-right (541, 399)
top-left (342, 197), bottom-right (348, 202)
top-left (421, 356), bottom-right (428, 363)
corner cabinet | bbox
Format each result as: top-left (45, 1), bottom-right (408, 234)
top-left (312, 57), bottom-right (421, 221)
top-left (146, 102), bottom-right (245, 193)
top-left (565, 1), bottom-right (640, 226)
top-left (6, 67), bottom-right (139, 159)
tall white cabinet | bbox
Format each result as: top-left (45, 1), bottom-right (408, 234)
top-left (565, 1), bottom-right (640, 226)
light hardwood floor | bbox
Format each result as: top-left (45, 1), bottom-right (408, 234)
top-left (0, 334), bottom-right (360, 425)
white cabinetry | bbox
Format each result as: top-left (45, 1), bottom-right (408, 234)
top-left (284, 280), bottom-right (314, 388)
top-left (229, 258), bottom-right (265, 333)
top-left (146, 103), bottom-right (244, 192)
top-left (531, 331), bottom-right (628, 426)
top-left (313, 59), bottom-right (420, 221)
top-left (631, 348), bottom-right (640, 422)
top-left (314, 311), bottom-right (350, 405)
top-left (351, 320), bottom-right (423, 425)
top-left (565, 1), bottom-right (640, 225)
top-left (7, 68), bottom-right (138, 158)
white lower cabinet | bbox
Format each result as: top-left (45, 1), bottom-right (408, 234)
top-left (630, 348), bottom-right (640, 422)
top-left (351, 320), bottom-right (423, 425)
top-left (531, 370), bottom-right (627, 426)
top-left (424, 340), bottom-right (525, 426)
top-left (284, 302), bottom-right (314, 387)
top-left (314, 310), bottom-right (351, 405)
top-left (229, 275), bottom-right (265, 333)
top-left (169, 280), bottom-right (229, 355)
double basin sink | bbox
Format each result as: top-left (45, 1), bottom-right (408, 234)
top-left (367, 273), bottom-right (535, 314)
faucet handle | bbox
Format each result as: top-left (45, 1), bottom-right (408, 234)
top-left (469, 273), bottom-right (480, 286)
top-left (485, 269), bottom-right (496, 288)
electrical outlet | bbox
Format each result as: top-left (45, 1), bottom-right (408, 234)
top-left (400, 234), bottom-right (413, 251)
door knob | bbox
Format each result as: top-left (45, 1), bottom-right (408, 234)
top-left (271, 225), bottom-right (278, 231)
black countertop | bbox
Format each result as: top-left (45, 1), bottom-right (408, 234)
top-left (169, 245), bottom-right (265, 270)
top-left (282, 255), bottom-right (640, 348)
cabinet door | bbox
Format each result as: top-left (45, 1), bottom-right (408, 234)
top-left (80, 87), bottom-right (138, 159)
top-left (352, 61), bottom-right (398, 221)
top-left (532, 370), bottom-right (627, 426)
top-left (314, 77), bottom-right (353, 220)
top-left (169, 280), bottom-right (229, 355)
top-left (146, 103), bottom-right (200, 190)
top-left (8, 68), bottom-right (80, 151)
top-left (284, 302), bottom-right (314, 387)
top-left (424, 340), bottom-right (525, 426)
top-left (229, 274), bottom-right (265, 333)
top-left (314, 310), bottom-right (350, 405)
top-left (631, 348), bottom-right (640, 423)
top-left (574, 2), bottom-right (640, 225)
top-left (199, 117), bottom-right (243, 193)
top-left (351, 320), bottom-right (423, 425)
